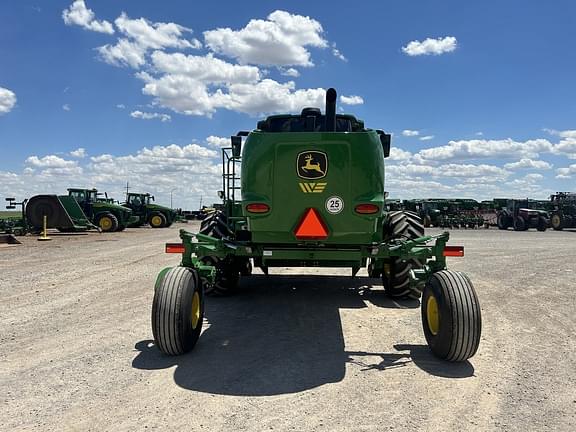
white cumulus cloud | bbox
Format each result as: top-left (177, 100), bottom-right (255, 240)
top-left (97, 38), bottom-right (147, 68)
top-left (546, 129), bottom-right (576, 159)
top-left (504, 158), bottom-right (552, 170)
top-left (206, 136), bottom-right (230, 148)
top-left (62, 0), bottom-right (114, 34)
top-left (340, 95), bottom-right (364, 105)
top-left (416, 138), bottom-right (553, 161)
top-left (115, 12), bottom-right (201, 51)
top-left (130, 110), bottom-right (171, 122)
top-left (402, 36), bottom-right (457, 56)
top-left (70, 148), bottom-right (87, 158)
top-left (151, 52), bottom-right (261, 84)
top-left (0, 86), bottom-right (17, 115)
top-left (402, 129), bottom-right (420, 137)
top-left (204, 10), bottom-right (328, 67)
top-left (556, 164), bottom-right (576, 179)
top-left (419, 135), bottom-right (434, 141)
top-left (280, 67), bottom-right (300, 77)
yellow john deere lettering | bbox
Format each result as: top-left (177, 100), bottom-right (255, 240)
top-left (299, 182), bottom-right (327, 193)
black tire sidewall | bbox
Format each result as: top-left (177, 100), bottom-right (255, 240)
top-left (422, 275), bottom-right (453, 359)
top-left (149, 212), bottom-right (166, 228)
top-left (177, 268), bottom-right (204, 352)
top-left (97, 212), bottom-right (118, 232)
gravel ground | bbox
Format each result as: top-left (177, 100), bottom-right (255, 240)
top-left (1, 223), bottom-right (575, 431)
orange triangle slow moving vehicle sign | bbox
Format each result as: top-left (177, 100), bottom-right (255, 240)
top-left (295, 208), bottom-right (329, 240)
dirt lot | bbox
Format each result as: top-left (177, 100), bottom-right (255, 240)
top-left (1, 223), bottom-right (575, 431)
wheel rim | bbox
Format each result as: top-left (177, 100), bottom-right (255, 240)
top-left (426, 295), bottom-right (440, 336)
top-left (100, 217), bottom-right (112, 230)
top-left (151, 215), bottom-right (162, 226)
top-left (551, 214), bottom-right (561, 228)
top-left (191, 291), bottom-right (200, 329)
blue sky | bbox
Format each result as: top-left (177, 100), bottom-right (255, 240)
top-left (1, 0), bottom-right (575, 208)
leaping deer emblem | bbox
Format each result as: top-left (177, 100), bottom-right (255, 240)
top-left (301, 154), bottom-right (325, 175)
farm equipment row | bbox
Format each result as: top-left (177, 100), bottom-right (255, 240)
top-left (388, 195), bottom-right (576, 231)
top-left (0, 188), bottom-right (178, 238)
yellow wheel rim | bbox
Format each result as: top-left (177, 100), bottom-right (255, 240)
top-left (427, 295), bottom-right (440, 336)
top-left (551, 214), bottom-right (561, 228)
top-left (151, 215), bottom-right (162, 227)
top-left (100, 217), bottom-right (112, 231)
top-left (191, 291), bottom-right (200, 330)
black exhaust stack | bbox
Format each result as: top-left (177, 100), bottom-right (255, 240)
top-left (325, 88), bottom-right (337, 132)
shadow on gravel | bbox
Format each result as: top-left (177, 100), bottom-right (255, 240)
top-left (132, 275), bottom-right (471, 395)
top-left (393, 344), bottom-right (475, 378)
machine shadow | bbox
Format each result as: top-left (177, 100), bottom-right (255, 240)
top-left (132, 275), bottom-right (468, 396)
top-left (345, 344), bottom-right (474, 378)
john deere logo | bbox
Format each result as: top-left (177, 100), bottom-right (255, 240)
top-left (297, 151), bottom-right (327, 179)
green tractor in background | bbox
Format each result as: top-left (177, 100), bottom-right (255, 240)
top-left (151, 88), bottom-right (482, 362)
top-left (67, 188), bottom-right (135, 232)
top-left (550, 192), bottom-right (576, 230)
top-left (123, 192), bottom-right (177, 228)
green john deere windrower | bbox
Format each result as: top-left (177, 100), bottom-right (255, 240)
top-left (151, 88), bottom-right (482, 362)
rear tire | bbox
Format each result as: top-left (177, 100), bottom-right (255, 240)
top-left (422, 270), bottom-right (481, 361)
top-left (151, 267), bottom-right (204, 355)
top-left (198, 211), bottom-right (240, 296)
top-left (149, 212), bottom-right (167, 228)
top-left (513, 216), bottom-right (527, 231)
top-left (537, 217), bottom-right (547, 232)
top-left (97, 213), bottom-right (119, 232)
top-left (551, 213), bottom-right (564, 231)
top-left (422, 215), bottom-right (432, 228)
top-left (200, 256), bottom-right (240, 296)
top-left (497, 213), bottom-right (509, 230)
top-left (199, 211), bottom-right (233, 238)
top-left (382, 211), bottom-right (425, 299)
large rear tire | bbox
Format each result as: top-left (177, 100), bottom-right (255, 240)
top-left (152, 267), bottom-right (204, 356)
top-left (149, 212), bottom-right (167, 228)
top-left (513, 216), bottom-right (527, 231)
top-left (198, 211), bottom-right (240, 296)
top-left (537, 217), bottom-right (547, 232)
top-left (551, 213), bottom-right (564, 231)
top-left (497, 213), bottom-right (509, 230)
top-left (421, 270), bottom-right (481, 361)
top-left (382, 211), bottom-right (425, 299)
top-left (97, 213), bottom-right (119, 232)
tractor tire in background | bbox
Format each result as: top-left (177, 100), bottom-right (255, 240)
top-left (199, 211), bottom-right (233, 238)
top-left (381, 211), bottom-right (425, 299)
top-left (537, 217), bottom-right (547, 232)
top-left (421, 270), bottom-right (481, 361)
top-left (422, 215), bottom-right (432, 228)
top-left (97, 213), bottom-right (119, 232)
top-left (149, 212), bottom-right (167, 228)
top-left (152, 266), bottom-right (204, 355)
top-left (551, 213), bottom-right (564, 231)
top-left (497, 213), bottom-right (509, 230)
top-left (198, 210), bottom-right (240, 296)
top-left (513, 216), bottom-right (527, 231)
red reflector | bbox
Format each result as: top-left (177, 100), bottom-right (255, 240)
top-left (443, 246), bottom-right (464, 257)
top-left (165, 243), bottom-right (185, 254)
top-left (295, 208), bottom-right (329, 240)
top-left (355, 204), bottom-right (380, 214)
top-left (246, 203), bottom-right (270, 213)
